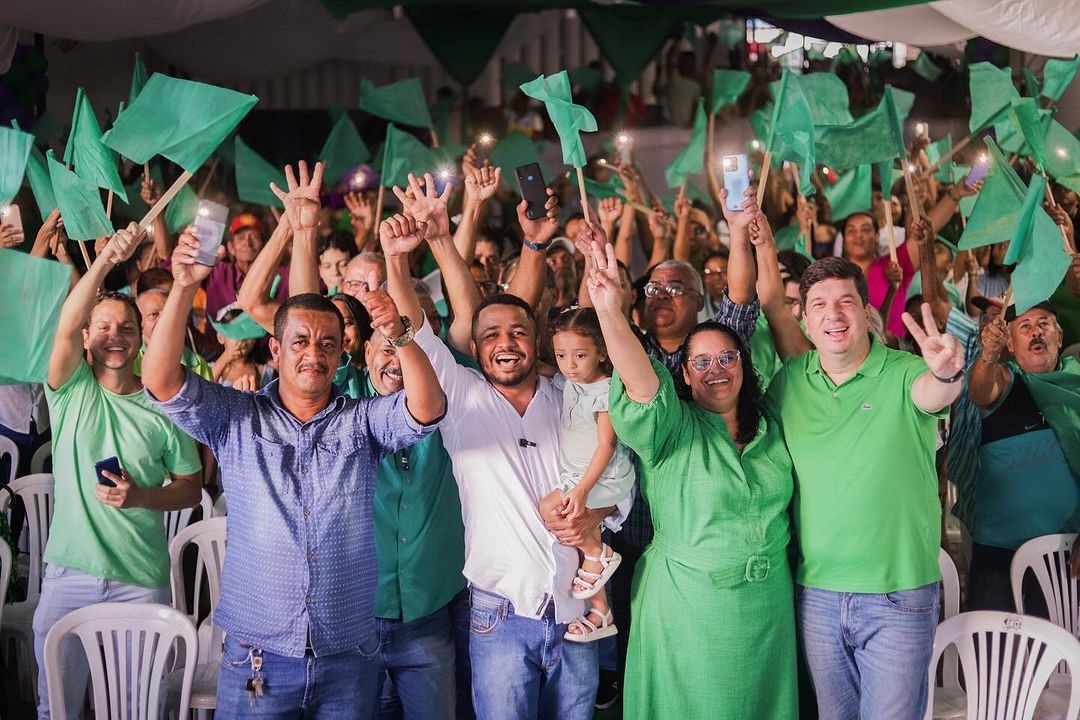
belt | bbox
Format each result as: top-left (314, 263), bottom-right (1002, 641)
top-left (649, 532), bottom-right (785, 588)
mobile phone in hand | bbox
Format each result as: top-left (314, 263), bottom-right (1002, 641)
top-left (1, 203), bottom-right (23, 236)
top-left (94, 456), bottom-right (121, 488)
top-left (515, 163), bottom-right (549, 220)
top-left (966, 154), bottom-right (989, 188)
top-left (722, 154), bottom-right (751, 212)
top-left (192, 199), bottom-right (229, 266)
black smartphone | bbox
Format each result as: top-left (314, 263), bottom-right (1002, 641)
top-left (515, 163), bottom-right (548, 220)
top-left (94, 456), bottom-right (121, 488)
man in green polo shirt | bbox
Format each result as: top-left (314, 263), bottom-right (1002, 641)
top-left (32, 223), bottom-right (202, 720)
top-left (756, 245), bottom-right (965, 716)
top-left (361, 330), bottom-right (469, 718)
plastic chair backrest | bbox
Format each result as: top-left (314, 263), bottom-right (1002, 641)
top-left (29, 440), bottom-right (51, 475)
top-left (2, 474), bottom-right (53, 602)
top-left (939, 548), bottom-right (962, 689)
top-left (168, 516), bottom-right (226, 667)
top-left (1012, 534), bottom-right (1080, 637)
top-left (43, 602), bottom-right (197, 720)
top-left (926, 611), bottom-right (1080, 720)
top-left (163, 489), bottom-right (213, 547)
top-left (0, 539), bottom-right (11, 626)
top-left (0, 436), bottom-right (17, 488)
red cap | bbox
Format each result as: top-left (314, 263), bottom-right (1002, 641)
top-left (229, 213), bottom-right (263, 235)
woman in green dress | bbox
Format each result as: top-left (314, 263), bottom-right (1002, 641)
top-left (586, 236), bottom-right (798, 719)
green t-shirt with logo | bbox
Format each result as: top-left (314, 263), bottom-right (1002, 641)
top-left (43, 362), bottom-right (202, 588)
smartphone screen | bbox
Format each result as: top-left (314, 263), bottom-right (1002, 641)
top-left (515, 163), bottom-right (548, 220)
top-left (192, 200), bottom-right (228, 267)
top-left (966, 155), bottom-right (989, 188)
top-left (722, 154), bottom-right (751, 211)
top-left (1, 203), bottom-right (23, 236)
top-left (94, 456), bottom-right (121, 488)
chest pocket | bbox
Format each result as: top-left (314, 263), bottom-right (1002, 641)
top-left (250, 433), bottom-right (295, 495)
top-left (314, 437), bottom-right (366, 496)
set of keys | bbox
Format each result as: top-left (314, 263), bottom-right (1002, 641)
top-left (246, 652), bottom-right (265, 706)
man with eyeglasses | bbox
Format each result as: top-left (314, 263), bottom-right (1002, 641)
top-left (343, 251), bottom-right (388, 298)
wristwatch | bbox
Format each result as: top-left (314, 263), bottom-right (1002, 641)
top-left (388, 315), bottom-right (416, 347)
top-left (523, 238), bottom-right (552, 252)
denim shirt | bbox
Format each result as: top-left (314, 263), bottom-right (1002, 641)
top-left (149, 369), bottom-right (438, 657)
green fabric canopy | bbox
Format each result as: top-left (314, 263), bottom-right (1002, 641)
top-left (406, 6), bottom-right (516, 87)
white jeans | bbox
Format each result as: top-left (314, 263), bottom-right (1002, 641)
top-left (32, 564), bottom-right (168, 720)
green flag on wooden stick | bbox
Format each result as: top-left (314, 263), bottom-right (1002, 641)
top-left (379, 124), bottom-right (437, 189)
top-left (710, 69), bottom-right (750, 114)
top-left (520, 71), bottom-right (597, 169)
top-left (825, 165), bottom-right (872, 219)
top-left (765, 70), bottom-right (816, 196)
top-left (665, 99), bottom-right (707, 188)
top-left (1005, 173), bottom-right (1073, 315)
top-left (63, 88), bottom-right (127, 203)
top-left (235, 136), bottom-right (285, 208)
top-left (0, 249), bottom-right (71, 385)
top-left (47, 151), bottom-right (113, 241)
top-left (959, 139), bottom-right (1029, 251)
top-left (0, 124), bottom-right (33, 207)
top-left (1044, 120), bottom-right (1080, 194)
top-left (319, 114), bottom-right (371, 186)
top-left (24, 143), bottom-right (56, 221)
top-left (129, 52), bottom-right (149, 104)
top-left (969, 62), bottom-right (1020, 133)
top-left (1008, 98), bottom-right (1053, 170)
top-left (359, 78), bottom-right (433, 130)
top-left (1041, 55), bottom-right (1080, 103)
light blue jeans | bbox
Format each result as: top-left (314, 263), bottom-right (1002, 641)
top-left (797, 582), bottom-right (939, 720)
top-left (467, 587), bottom-right (597, 720)
top-left (32, 564), bottom-right (169, 720)
top-left (216, 631), bottom-right (382, 719)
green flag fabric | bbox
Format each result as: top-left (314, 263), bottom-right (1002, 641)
top-left (429, 93), bottom-right (454, 145)
top-left (1041, 55), bottom-right (1080, 103)
top-left (1008, 357), bottom-right (1080, 479)
top-left (129, 52), bottom-right (149, 104)
top-left (578, 5), bottom-right (677, 91)
top-left (102, 74), bottom-right (257, 173)
top-left (62, 88), bottom-right (127, 203)
top-left (319, 114), bottom-right (371, 186)
top-left (709, 69), bottom-right (750, 114)
top-left (969, 62), bottom-right (1020, 133)
top-left (769, 72), bottom-right (852, 126)
top-left (913, 52), bottom-right (943, 82)
top-left (1009, 98), bottom-right (1052, 170)
top-left (816, 87), bottom-right (907, 174)
top-left (0, 124), bottom-right (33, 207)
top-left (405, 6), bottom-right (515, 88)
top-left (235, 136), bottom-right (285, 209)
top-left (927, 134), bottom-right (954, 181)
top-left (1005, 173), bottom-right (1072, 315)
top-left (163, 182), bottom-right (200, 236)
top-left (583, 173), bottom-right (626, 201)
top-left (958, 140), bottom-right (1022, 250)
top-left (47, 151), bottom-right (113, 241)
top-left (359, 78), bottom-right (433, 130)
top-left (380, 124), bottom-right (437, 189)
top-left (210, 311), bottom-right (268, 341)
top-left (825, 165), bottom-right (872, 219)
top-left (520, 71), bottom-right (597, 169)
top-left (766, 70), bottom-right (815, 196)
top-left (665, 99), bottom-right (707, 188)
top-left (0, 249), bottom-right (71, 385)
top-left (489, 131), bottom-right (551, 188)
top-left (1045, 120), bottom-right (1080, 194)
top-left (24, 144), bottom-right (56, 221)
top-left (1023, 68), bottom-right (1042, 99)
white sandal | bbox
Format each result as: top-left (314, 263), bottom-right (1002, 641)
top-left (571, 545), bottom-right (622, 600)
top-left (564, 607), bottom-right (618, 643)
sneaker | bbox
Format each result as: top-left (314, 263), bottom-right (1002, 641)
top-left (594, 670), bottom-right (619, 711)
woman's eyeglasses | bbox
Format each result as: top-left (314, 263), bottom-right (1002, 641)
top-left (688, 350), bottom-right (741, 373)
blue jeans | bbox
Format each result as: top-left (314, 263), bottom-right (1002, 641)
top-left (797, 583), bottom-right (939, 720)
top-left (216, 632), bottom-right (381, 719)
top-left (447, 590), bottom-right (474, 720)
top-left (376, 605), bottom-right (456, 720)
top-left (468, 587), bottom-right (598, 720)
top-left (32, 564), bottom-right (169, 720)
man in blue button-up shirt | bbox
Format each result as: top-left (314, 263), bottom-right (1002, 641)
top-left (142, 162), bottom-right (446, 719)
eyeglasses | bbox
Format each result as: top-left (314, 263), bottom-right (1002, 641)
top-left (688, 350), bottom-right (741, 373)
top-left (702, 267), bottom-right (725, 276)
top-left (343, 279), bottom-right (371, 293)
top-left (644, 282), bottom-right (700, 299)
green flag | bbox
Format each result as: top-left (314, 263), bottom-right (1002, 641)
top-left (1023, 68), bottom-right (1042, 98)
top-left (926, 134), bottom-right (954, 181)
top-left (164, 182), bottom-right (200, 235)
top-left (766, 70), bottom-right (815, 196)
top-left (1007, 357), bottom-right (1080, 479)
top-left (235, 136), bottom-right (285, 208)
top-left (489, 131), bottom-right (551, 189)
top-left (958, 139), bottom-right (1029, 251)
top-left (768, 73), bottom-right (851, 126)
top-left (1041, 55), bottom-right (1080, 103)
top-left (101, 74), bottom-right (257, 173)
top-left (359, 78), bottom-right (432, 130)
top-left (665, 99), bottom-right (707, 188)
top-left (24, 144), bottom-right (56, 221)
top-left (1005, 173), bottom-right (1073, 315)
top-left (0, 249), bottom-right (71, 384)
top-left (825, 165), bottom-right (872, 219)
top-left (0, 124), bottom-right (33, 207)
top-left (1045, 120), bottom-right (1080, 194)
top-left (913, 52), bottom-right (943, 82)
top-left (1009, 98), bottom-right (1052, 170)
top-left (710, 69), bottom-right (750, 114)
top-left (816, 87), bottom-right (907, 173)
top-left (319, 114), bottom-right (371, 186)
top-left (969, 62), bottom-right (1020, 133)
top-left (520, 71), bottom-right (597, 169)
top-left (583, 173), bottom-right (626, 201)
top-left (62, 88), bottom-right (127, 203)
top-left (380, 124), bottom-right (437, 189)
top-left (129, 52), bottom-right (149, 104)
top-left (47, 151), bottom-right (113, 241)
top-left (429, 93), bottom-right (454, 145)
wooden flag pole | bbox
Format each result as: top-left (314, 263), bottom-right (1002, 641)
top-left (1043, 176), bottom-right (1077, 253)
top-left (371, 184), bottom-right (386, 251)
top-left (197, 156), bottom-right (220, 197)
top-left (883, 190), bottom-right (899, 264)
top-left (138, 171), bottom-right (194, 233)
top-left (756, 150), bottom-right (772, 207)
top-left (925, 134), bottom-right (974, 176)
top-left (143, 163), bottom-right (150, 184)
top-left (430, 129), bottom-right (441, 149)
top-left (105, 191), bottom-right (114, 220)
top-left (76, 239), bottom-right (93, 271)
top-left (576, 166), bottom-right (591, 224)
top-left (902, 159), bottom-right (922, 223)
top-left (615, 193), bottom-right (652, 214)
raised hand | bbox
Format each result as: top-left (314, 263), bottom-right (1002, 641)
top-left (647, 209), bottom-right (673, 245)
top-left (0, 223), bottom-right (23, 248)
top-left (979, 315), bottom-right (1008, 360)
top-left (344, 191), bottom-right (376, 238)
top-left (1046, 202), bottom-right (1075, 249)
top-left (394, 173), bottom-right (451, 240)
top-left (464, 164), bottom-right (500, 205)
top-left (271, 160), bottom-right (325, 234)
top-left (951, 176), bottom-right (981, 200)
top-left (141, 175), bottom-right (161, 207)
top-left (902, 302), bottom-right (966, 379)
top-left (516, 188), bottom-right (559, 248)
top-left (885, 260), bottom-right (903, 290)
top-left (379, 213), bottom-right (428, 259)
top-left (597, 197), bottom-right (624, 228)
top-left (586, 241), bottom-right (622, 315)
top-left (352, 270), bottom-right (406, 340)
top-left (99, 223), bottom-right (146, 266)
top-left (172, 225), bottom-right (225, 288)
top-left (720, 187), bottom-right (761, 231)
top-left (461, 143), bottom-right (481, 177)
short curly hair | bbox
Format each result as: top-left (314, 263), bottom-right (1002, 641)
top-left (87, 290), bottom-right (141, 330)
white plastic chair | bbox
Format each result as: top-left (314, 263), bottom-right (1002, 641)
top-left (0, 473), bottom-right (54, 698)
top-left (926, 611), bottom-right (1080, 720)
top-left (43, 602), bottom-right (198, 720)
top-left (163, 489), bottom-right (214, 547)
top-left (934, 548), bottom-right (965, 717)
top-left (1011, 535), bottom-right (1080, 639)
top-left (0, 538), bottom-right (11, 629)
top-left (0, 435), bottom-right (18, 487)
top-left (29, 440), bottom-right (51, 475)
top-left (167, 516), bottom-right (227, 717)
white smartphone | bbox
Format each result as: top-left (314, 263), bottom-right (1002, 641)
top-left (722, 154), bottom-right (751, 211)
top-left (192, 199), bottom-right (228, 267)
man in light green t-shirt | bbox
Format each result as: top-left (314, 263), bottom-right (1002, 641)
top-left (31, 224), bottom-right (202, 720)
top-left (754, 223), bottom-right (966, 719)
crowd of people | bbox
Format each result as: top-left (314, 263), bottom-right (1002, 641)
top-left (1, 55), bottom-right (1080, 720)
